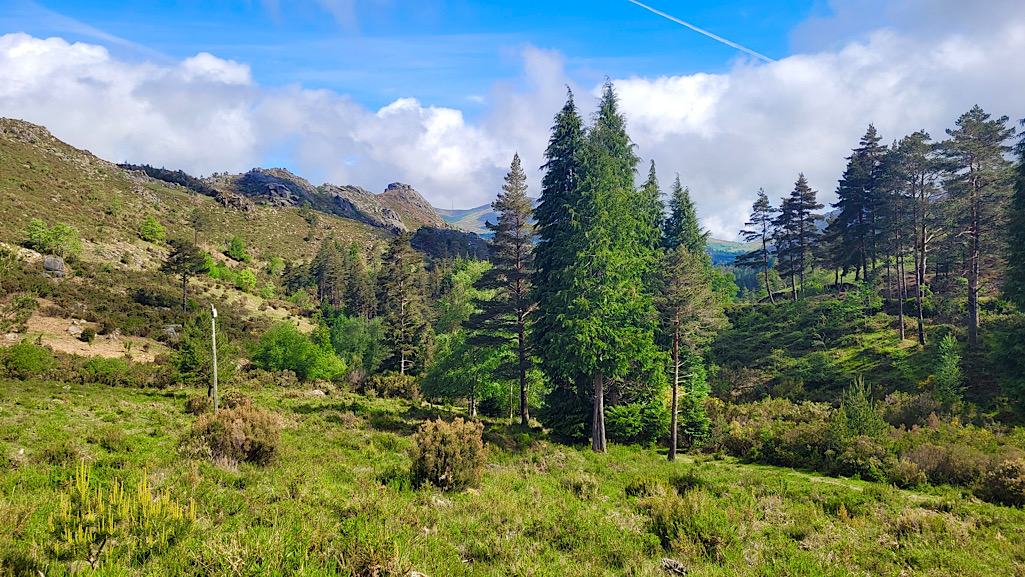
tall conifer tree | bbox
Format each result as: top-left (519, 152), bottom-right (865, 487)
top-left (939, 106), bottom-right (1014, 346)
top-left (377, 233), bottom-right (432, 375)
top-left (1006, 130), bottom-right (1025, 309)
top-left (736, 189), bottom-right (778, 302)
top-left (663, 175), bottom-right (707, 255)
top-left (468, 153), bottom-right (536, 424)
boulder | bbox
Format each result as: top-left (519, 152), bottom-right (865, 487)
top-left (43, 255), bottom-right (67, 278)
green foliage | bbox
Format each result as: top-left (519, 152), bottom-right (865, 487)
top-left (235, 268), bottom-right (257, 292)
top-left (184, 394), bottom-right (211, 415)
top-left (410, 418), bottom-right (485, 491)
top-left (252, 322), bottom-right (346, 382)
top-left (187, 401), bottom-right (281, 465)
top-left (362, 372), bottom-right (419, 400)
top-left (78, 327), bottom-right (95, 343)
top-left (420, 333), bottom-right (506, 413)
top-left (605, 400), bottom-right (668, 445)
top-left (47, 461), bottom-right (195, 570)
top-left (934, 334), bottom-right (964, 402)
top-left (139, 214), bottom-right (165, 242)
top-left (81, 357), bottom-right (135, 387)
top-left (0, 291), bottom-right (38, 333)
top-left (225, 235), bottom-right (250, 262)
top-left (267, 256), bottom-right (285, 276)
top-left (1, 342), bottom-right (55, 379)
top-left (25, 218), bottom-right (82, 258)
top-left (643, 488), bottom-right (737, 561)
top-left (833, 378), bottom-right (887, 440)
top-left (329, 313), bottom-right (385, 375)
top-left (377, 233), bottom-right (432, 375)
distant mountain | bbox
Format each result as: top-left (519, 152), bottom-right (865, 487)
top-left (434, 203), bottom-right (500, 235)
top-left (707, 238), bottom-right (759, 266)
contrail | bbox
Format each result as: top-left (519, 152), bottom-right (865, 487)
top-left (626, 0), bottom-right (776, 63)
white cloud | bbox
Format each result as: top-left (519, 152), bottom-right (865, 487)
top-left (1, 0), bottom-right (1024, 240)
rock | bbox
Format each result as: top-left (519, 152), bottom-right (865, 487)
top-left (43, 255), bottom-right (67, 277)
top-left (67, 325), bottom-right (83, 336)
top-left (309, 389), bottom-right (326, 397)
top-left (661, 558), bottom-right (687, 575)
top-left (410, 572), bottom-right (429, 577)
top-left (162, 325), bottom-right (182, 339)
top-left (4, 333), bottom-right (18, 341)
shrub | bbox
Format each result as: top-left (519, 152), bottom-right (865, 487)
top-left (561, 471), bottom-right (600, 500)
top-left (606, 401), bottom-right (669, 446)
top-left (1, 343), bottom-right (55, 379)
top-left (47, 461), bottom-right (194, 569)
top-left (139, 215), bottom-right (165, 242)
top-left (184, 394), bottom-right (212, 415)
top-left (78, 328), bottom-right (95, 343)
top-left (188, 403), bottom-right (281, 466)
top-left (933, 334), bottom-right (964, 403)
top-left (980, 458), bottom-right (1025, 507)
top-left (410, 418), bottom-right (485, 491)
top-left (625, 474), bottom-right (669, 498)
top-left (888, 459), bottom-right (927, 489)
top-left (363, 372), bottom-right (419, 399)
top-left (644, 489), bottom-right (737, 562)
top-left (81, 357), bottom-right (135, 387)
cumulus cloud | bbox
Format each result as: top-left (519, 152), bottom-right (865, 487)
top-left (1, 0), bottom-right (1024, 239)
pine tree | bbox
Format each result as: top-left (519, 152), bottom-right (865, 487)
top-left (663, 174), bottom-right (708, 255)
top-left (736, 189), bottom-right (778, 302)
top-left (467, 153), bottom-right (536, 424)
top-left (377, 233), bottom-right (432, 375)
top-left (345, 242), bottom-right (377, 319)
top-left (889, 131), bottom-right (940, 344)
top-left (774, 174), bottom-right (822, 298)
top-left (161, 239), bottom-right (210, 313)
top-left (638, 161), bottom-right (665, 252)
top-left (830, 125), bottom-right (888, 281)
top-left (939, 106), bottom-right (1015, 346)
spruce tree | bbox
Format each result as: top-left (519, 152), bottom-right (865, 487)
top-left (663, 174), bottom-right (707, 255)
top-left (532, 89), bottom-right (590, 440)
top-left (939, 106), bottom-right (1015, 346)
top-left (467, 152), bottom-right (536, 424)
top-left (534, 82), bottom-right (663, 452)
top-left (377, 233), bottom-right (432, 375)
top-left (774, 174), bottom-right (822, 298)
top-left (830, 125), bottom-right (888, 281)
top-left (736, 189), bottom-right (778, 302)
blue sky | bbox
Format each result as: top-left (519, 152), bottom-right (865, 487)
top-left (1, 0), bottom-right (1023, 238)
top-left (2, 0), bottom-right (816, 111)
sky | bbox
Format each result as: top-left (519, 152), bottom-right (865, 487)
top-left (1, 0), bottom-right (1023, 239)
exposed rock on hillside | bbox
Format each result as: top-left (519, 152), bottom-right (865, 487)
top-left (319, 184), bottom-right (408, 232)
top-left (379, 183), bottom-right (447, 230)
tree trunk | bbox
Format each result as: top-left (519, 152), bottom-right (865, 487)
top-left (968, 214), bottom-right (981, 347)
top-left (591, 370), bottom-right (606, 453)
top-left (181, 275), bottom-right (188, 313)
top-left (763, 238), bottom-right (774, 304)
top-left (518, 325), bottom-right (529, 425)
top-left (917, 217), bottom-right (928, 345)
top-left (669, 319), bottom-right (679, 462)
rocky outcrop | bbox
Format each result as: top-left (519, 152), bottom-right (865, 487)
top-left (318, 184), bottom-right (408, 232)
top-left (378, 183), bottom-right (447, 230)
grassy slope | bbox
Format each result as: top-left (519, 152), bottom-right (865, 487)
top-left (0, 119), bottom-right (385, 267)
top-left (3, 381), bottom-right (1025, 576)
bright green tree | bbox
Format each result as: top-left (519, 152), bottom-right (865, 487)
top-left (663, 174), bottom-right (707, 255)
top-left (139, 214), bottom-right (165, 242)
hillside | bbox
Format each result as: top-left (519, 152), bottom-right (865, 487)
top-left (435, 202), bottom-right (500, 235)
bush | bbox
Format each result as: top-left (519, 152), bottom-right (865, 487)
top-left (225, 235), bottom-right (250, 262)
top-left (980, 458), bottom-right (1025, 507)
top-left (184, 394), bottom-right (212, 415)
top-left (625, 475), bottom-right (669, 498)
top-left (410, 418), bottom-right (485, 491)
top-left (81, 357), bottom-right (135, 387)
top-left (644, 489), bottom-right (737, 562)
top-left (25, 218), bottom-right (82, 258)
top-left (139, 214), bottom-right (165, 242)
top-left (1, 343), bottom-right (55, 379)
top-left (188, 404), bottom-right (281, 466)
top-left (362, 372), bottom-right (419, 399)
top-left (78, 328), bottom-right (95, 343)
top-left (235, 268), bottom-right (257, 292)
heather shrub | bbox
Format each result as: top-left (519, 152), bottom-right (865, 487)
top-left (188, 404), bottom-right (281, 465)
top-left (363, 372), bottom-right (419, 400)
top-left (625, 474), bottom-right (669, 498)
top-left (410, 418), bottom-right (485, 491)
top-left (643, 488), bottom-right (737, 562)
top-left (980, 458), bottom-right (1025, 507)
top-left (184, 394), bottom-right (211, 415)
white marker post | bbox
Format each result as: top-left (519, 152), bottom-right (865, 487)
top-left (211, 305), bottom-right (218, 414)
